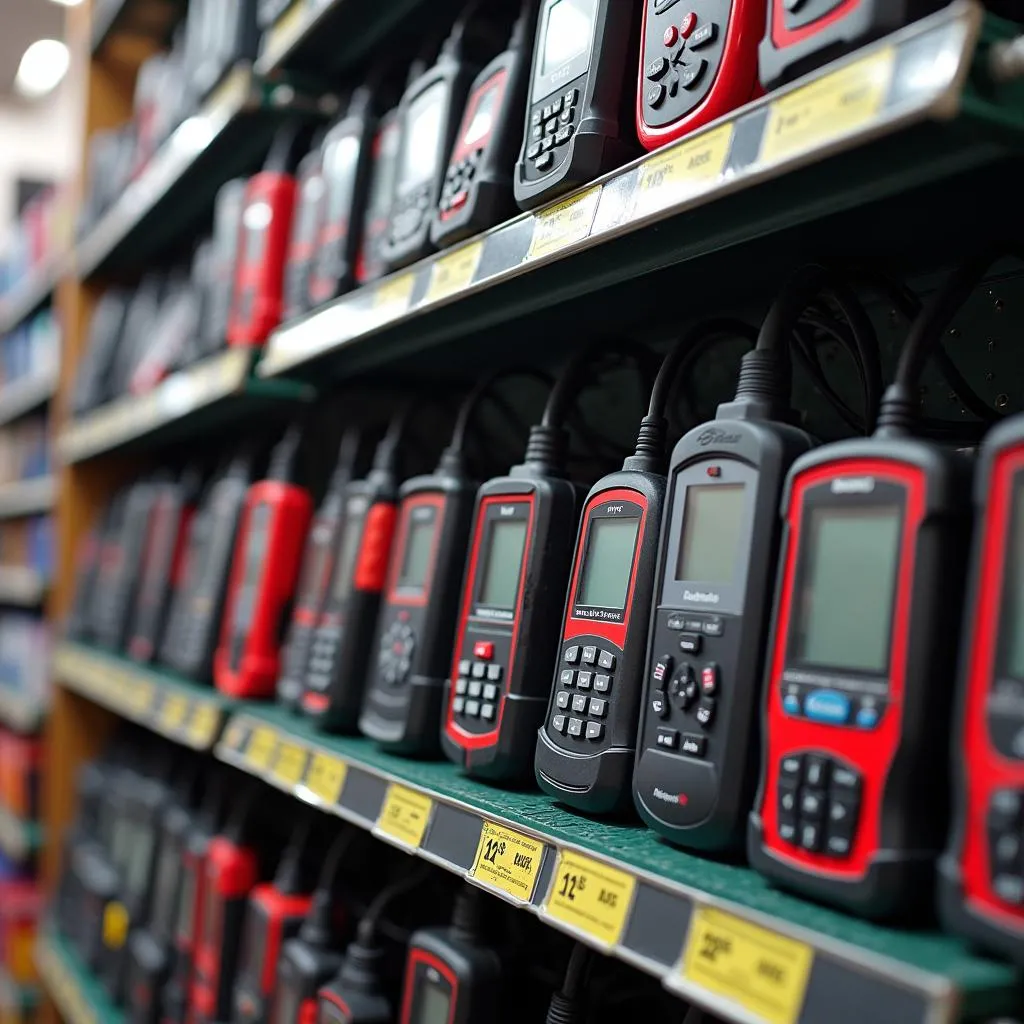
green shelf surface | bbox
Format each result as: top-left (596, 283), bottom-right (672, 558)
top-left (36, 929), bottom-right (124, 1024)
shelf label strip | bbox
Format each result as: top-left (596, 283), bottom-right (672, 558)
top-left (469, 821), bottom-right (545, 904)
top-left (303, 751), bottom-right (348, 806)
top-left (527, 185), bottom-right (602, 261)
top-left (377, 783), bottom-right (433, 848)
top-left (545, 850), bottom-right (635, 947)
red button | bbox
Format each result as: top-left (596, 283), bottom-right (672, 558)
top-left (473, 641), bottom-right (494, 660)
top-left (663, 25), bottom-right (679, 46)
top-left (680, 11), bottom-right (698, 37)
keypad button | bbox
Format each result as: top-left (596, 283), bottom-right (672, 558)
top-left (680, 59), bottom-right (709, 90)
top-left (689, 21), bottom-right (718, 48)
top-left (647, 57), bottom-right (669, 81)
top-left (799, 821), bottom-right (822, 852)
top-left (779, 782), bottom-right (798, 816)
top-left (582, 645), bottom-right (598, 665)
top-left (652, 655), bottom-right (674, 687)
top-left (994, 875), bottom-right (1024, 905)
top-left (455, 679), bottom-right (468, 696)
top-left (551, 96), bottom-right (563, 114)
top-left (471, 663), bottom-right (486, 679)
top-left (568, 718), bottom-right (584, 738)
top-left (560, 669), bottom-right (576, 687)
top-left (542, 103), bottom-right (553, 120)
top-left (679, 633), bottom-right (702, 654)
top-left (646, 83), bottom-right (667, 109)
top-left (700, 663), bottom-right (718, 696)
top-left (650, 692), bottom-right (669, 719)
top-left (805, 756), bottom-right (830, 789)
top-left (486, 664), bottom-right (502, 681)
top-left (663, 25), bottom-right (679, 47)
top-left (598, 650), bottom-right (616, 671)
top-left (995, 832), bottom-right (1022, 867)
top-left (552, 714), bottom-right (567, 734)
top-left (576, 671), bottom-right (593, 691)
top-left (562, 88), bottom-right (578, 108)
top-left (779, 818), bottom-right (798, 844)
top-left (458, 660), bottom-right (471, 677)
top-left (780, 754), bottom-right (803, 781)
top-left (572, 694), bottom-right (588, 714)
top-left (465, 699), bottom-right (480, 717)
top-left (826, 833), bottom-right (852, 857)
top-left (564, 646), bottom-right (581, 665)
top-left (483, 683), bottom-right (498, 702)
top-left (855, 705), bottom-right (880, 729)
top-left (656, 727), bottom-right (680, 750)
top-left (594, 674), bottom-right (611, 693)
top-left (554, 125), bottom-right (574, 145)
top-left (468, 680), bottom-right (482, 698)
top-left (783, 693), bottom-right (802, 716)
top-left (556, 691), bottom-right (570, 710)
top-left (702, 617), bottom-right (723, 636)
top-left (589, 698), bottom-right (607, 718)
top-left (586, 721), bottom-right (604, 741)
top-left (695, 699), bottom-right (716, 729)
top-left (545, 118), bottom-right (558, 136)
top-left (670, 669), bottom-right (698, 711)
top-left (681, 734), bottom-right (706, 757)
top-left (541, 136), bottom-right (555, 153)
top-left (800, 790), bottom-right (825, 819)
top-left (559, 106), bottom-right (575, 124)
top-left (667, 613), bottom-right (686, 630)
top-left (481, 703), bottom-right (496, 721)
top-left (473, 641), bottom-right (494, 660)
top-left (453, 696), bottom-right (466, 714)
top-left (680, 10), bottom-right (698, 36)
top-left (531, 109), bottom-right (542, 127)
top-left (830, 766), bottom-right (861, 795)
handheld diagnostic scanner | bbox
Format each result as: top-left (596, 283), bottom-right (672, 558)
top-left (187, 0), bottom-right (259, 103)
top-left (360, 370), bottom-right (543, 755)
top-left (278, 430), bottom-right (364, 711)
top-left (442, 342), bottom-right (637, 781)
top-left (514, 0), bottom-right (640, 211)
top-left (748, 257), bottom-right (979, 919)
top-left (202, 179), bottom-right (248, 356)
top-left (160, 453), bottom-right (254, 682)
top-left (536, 321), bottom-right (758, 815)
top-left (759, 0), bottom-right (944, 89)
top-left (66, 517), bottom-right (105, 643)
top-left (354, 108), bottom-right (403, 287)
top-left (228, 123), bottom-right (317, 349)
top-left (635, 267), bottom-right (883, 851)
top-left (302, 416), bottom-right (412, 732)
top-left (283, 130), bottom-right (328, 322)
top-left (216, 428), bottom-right (314, 699)
top-left (637, 0), bottom-right (764, 151)
top-left (432, 0), bottom-right (541, 248)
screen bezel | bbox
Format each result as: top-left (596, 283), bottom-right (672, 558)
top-left (571, 499), bottom-right (643, 623)
top-left (532, 0), bottom-right (598, 101)
top-left (471, 500), bottom-right (532, 622)
top-left (396, 80), bottom-right (449, 198)
top-left (995, 469), bottom-right (1024, 685)
top-left (389, 495), bottom-right (444, 605)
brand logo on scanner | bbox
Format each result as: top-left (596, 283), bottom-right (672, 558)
top-left (499, 505), bottom-right (517, 516)
top-left (696, 427), bottom-right (741, 447)
top-left (831, 477), bottom-right (875, 494)
top-left (653, 788), bottom-right (688, 805)
top-left (683, 590), bottom-right (719, 604)
top-left (605, 505), bottom-right (624, 514)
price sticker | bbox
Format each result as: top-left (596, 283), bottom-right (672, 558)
top-left (545, 850), bottom-right (635, 946)
top-left (681, 907), bottom-right (813, 1024)
top-left (423, 241), bottom-right (484, 304)
top-left (246, 726), bottom-right (278, 772)
top-left (273, 741), bottom-right (309, 787)
top-left (304, 752), bottom-right (347, 806)
top-left (207, 64), bottom-right (250, 116)
top-left (632, 123), bottom-right (734, 220)
top-left (263, 0), bottom-right (308, 62)
top-left (527, 186), bottom-right (602, 261)
top-left (102, 901), bottom-right (129, 950)
top-left (186, 702), bottom-right (221, 747)
top-left (372, 272), bottom-right (416, 318)
top-left (127, 677), bottom-right (156, 718)
top-left (221, 717), bottom-right (248, 755)
top-left (470, 821), bottom-right (545, 903)
top-left (377, 784), bottom-right (433, 848)
top-left (159, 693), bottom-right (190, 732)
top-left (761, 47), bottom-right (895, 166)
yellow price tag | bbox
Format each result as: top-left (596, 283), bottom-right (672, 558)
top-left (682, 907), bottom-right (813, 1024)
top-left (377, 784), bottom-right (433, 848)
top-left (221, 718), bottom-right (248, 754)
top-left (246, 726), bottom-right (278, 771)
top-left (373, 273), bottom-right (416, 317)
top-left (207, 64), bottom-right (250, 115)
top-left (527, 186), bottom-right (602, 261)
top-left (633, 123), bottom-right (734, 219)
top-left (423, 241), bottom-right (484, 304)
top-left (102, 901), bottom-right (129, 950)
top-left (160, 693), bottom-right (190, 732)
top-left (187, 702), bottom-right (221, 747)
top-left (273, 741), bottom-right (309, 787)
top-left (305, 752), bottom-right (347, 805)
top-left (470, 822), bottom-right (545, 903)
top-left (761, 47), bottom-right (895, 166)
top-left (265, 0), bottom-right (307, 58)
top-left (545, 850), bottom-right (635, 946)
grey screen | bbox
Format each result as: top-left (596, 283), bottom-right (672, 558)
top-left (676, 484), bottom-right (746, 583)
top-left (1006, 482), bottom-right (1024, 678)
top-left (331, 503), bottom-right (367, 603)
top-left (415, 983), bottom-right (452, 1024)
top-left (541, 0), bottom-right (594, 74)
top-left (478, 520), bottom-right (528, 608)
top-left (794, 505), bottom-right (902, 674)
top-left (398, 84), bottom-right (445, 192)
top-left (577, 517), bottom-right (640, 609)
top-left (398, 518), bottom-right (436, 591)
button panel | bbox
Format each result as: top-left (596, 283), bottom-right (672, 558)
top-left (775, 753), bottom-right (861, 859)
top-left (523, 83), bottom-right (581, 181)
top-left (780, 677), bottom-right (888, 730)
top-left (439, 148), bottom-right (483, 218)
top-left (452, 631), bottom-right (508, 732)
top-left (377, 619), bottom-right (416, 686)
top-left (988, 788), bottom-right (1024, 907)
top-left (549, 638), bottom-right (618, 746)
top-left (388, 182), bottom-right (432, 247)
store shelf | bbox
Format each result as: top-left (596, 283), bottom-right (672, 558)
top-left (0, 687), bottom-right (44, 734)
top-left (0, 567), bottom-right (47, 608)
top-left (0, 478), bottom-right (54, 520)
top-left (0, 369), bottom-right (59, 429)
top-left (56, 349), bottom-right (310, 464)
top-left (0, 805), bottom-right (41, 862)
top-left (260, 3), bottom-right (1024, 383)
top-left (0, 260), bottom-right (64, 338)
top-left (74, 67), bottom-right (331, 281)
top-left (205, 703), bottom-right (1019, 1024)
top-left (54, 642), bottom-right (230, 751)
top-left (35, 930), bottom-right (122, 1024)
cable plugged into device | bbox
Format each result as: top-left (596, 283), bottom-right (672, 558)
top-left (544, 944), bottom-right (593, 1024)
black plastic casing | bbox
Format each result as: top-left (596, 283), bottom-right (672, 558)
top-left (536, 468), bottom-right (665, 814)
top-left (513, 0), bottom-right (640, 210)
top-left (441, 470), bottom-right (582, 781)
top-left (747, 437), bottom-right (972, 919)
top-left (318, 980), bottom-right (392, 1024)
top-left (273, 935), bottom-right (345, 1024)
top-left (360, 471), bottom-right (479, 755)
top-left (634, 419), bottom-right (813, 850)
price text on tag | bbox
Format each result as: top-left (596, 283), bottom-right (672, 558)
top-left (761, 47), bottom-right (895, 166)
top-left (424, 240), bottom-right (484, 304)
top-left (470, 822), bottom-right (545, 903)
top-left (273, 741), bottom-right (309, 787)
top-left (246, 726), bottom-right (278, 771)
top-left (373, 272), bottom-right (416, 316)
top-left (102, 901), bottom-right (130, 950)
top-left (160, 693), bottom-right (190, 732)
top-left (633, 123), bottom-right (734, 220)
top-left (545, 851), bottom-right (635, 945)
top-left (682, 907), bottom-right (813, 1024)
top-left (527, 186), bottom-right (602, 261)
top-left (377, 784), bottom-right (433, 848)
top-left (305, 752), bottom-right (348, 805)
top-left (128, 678), bottom-right (156, 717)
top-left (187, 703), bottom-right (220, 747)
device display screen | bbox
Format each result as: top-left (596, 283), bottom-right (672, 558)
top-left (415, 982), bottom-right (452, 1024)
top-left (677, 484), bottom-right (746, 583)
top-left (397, 517), bottom-right (436, 592)
top-left (463, 83), bottom-right (499, 147)
top-left (577, 517), bottom-right (640, 609)
top-left (175, 864), bottom-right (197, 941)
top-left (331, 500), bottom-right (368, 604)
top-left (126, 820), bottom-right (155, 901)
top-left (295, 171), bottom-right (325, 245)
top-left (478, 519), bottom-right (528, 608)
top-left (399, 84), bottom-right (446, 193)
top-left (202, 872), bottom-right (222, 948)
top-left (297, 524), bottom-right (335, 611)
top-left (367, 120), bottom-right (400, 221)
top-left (793, 505), bottom-right (901, 674)
top-left (151, 839), bottom-right (180, 933)
top-left (323, 133), bottom-right (360, 227)
top-left (1004, 480), bottom-right (1024, 679)
top-left (231, 503), bottom-right (270, 633)
top-left (535, 0), bottom-right (596, 92)
top-left (236, 904), bottom-right (267, 984)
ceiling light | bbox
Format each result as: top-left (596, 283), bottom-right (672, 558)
top-left (48, 0), bottom-right (84, 6)
top-left (15, 39), bottom-right (70, 99)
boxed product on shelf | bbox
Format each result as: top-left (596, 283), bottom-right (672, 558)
top-left (0, 615), bottom-right (50, 712)
top-left (0, 731), bottom-right (41, 821)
